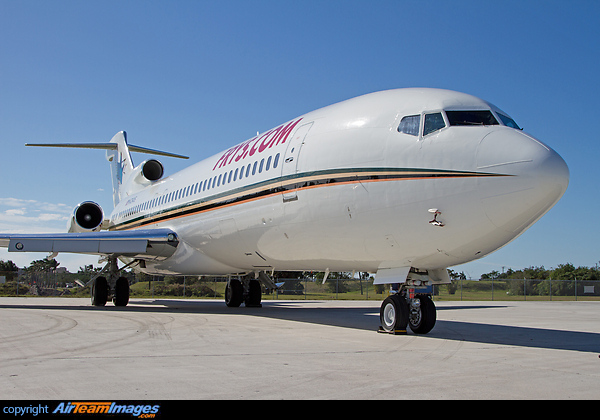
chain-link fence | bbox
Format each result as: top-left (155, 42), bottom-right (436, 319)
top-left (435, 278), bottom-right (600, 301)
top-left (249, 277), bottom-right (600, 301)
top-left (1, 270), bottom-right (599, 302)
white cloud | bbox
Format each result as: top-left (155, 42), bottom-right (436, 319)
top-left (5, 208), bottom-right (26, 216)
top-left (38, 213), bottom-right (68, 222)
top-left (0, 198), bottom-right (38, 208)
top-left (0, 197), bottom-right (71, 233)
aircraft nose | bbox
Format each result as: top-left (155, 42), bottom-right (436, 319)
top-left (476, 129), bottom-right (569, 233)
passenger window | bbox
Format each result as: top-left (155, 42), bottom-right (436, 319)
top-left (398, 115), bottom-right (420, 136)
top-left (423, 113), bottom-right (445, 136)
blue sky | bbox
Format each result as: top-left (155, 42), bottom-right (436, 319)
top-left (1, 0), bottom-right (598, 276)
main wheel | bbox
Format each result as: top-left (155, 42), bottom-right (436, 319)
top-left (91, 276), bottom-right (108, 307)
top-left (225, 279), bottom-right (243, 307)
top-left (408, 294), bottom-right (436, 334)
top-left (113, 277), bottom-right (130, 307)
top-left (379, 294), bottom-right (408, 334)
top-left (245, 279), bottom-right (262, 307)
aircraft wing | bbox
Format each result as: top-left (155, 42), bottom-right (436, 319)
top-left (0, 228), bottom-right (179, 261)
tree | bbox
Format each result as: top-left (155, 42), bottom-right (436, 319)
top-left (0, 259), bottom-right (19, 281)
top-left (446, 269), bottom-right (465, 295)
top-left (485, 270), bottom-right (499, 280)
top-left (28, 258), bottom-right (59, 273)
top-left (0, 259), bottom-right (18, 272)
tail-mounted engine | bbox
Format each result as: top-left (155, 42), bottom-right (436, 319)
top-left (68, 201), bottom-right (105, 233)
top-left (132, 159), bottom-right (164, 185)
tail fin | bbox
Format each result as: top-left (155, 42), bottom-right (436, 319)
top-left (26, 131), bottom-right (189, 207)
top-left (106, 131), bottom-right (134, 207)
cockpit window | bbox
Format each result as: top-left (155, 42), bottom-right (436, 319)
top-left (423, 112), bottom-right (445, 136)
top-left (497, 113), bottom-right (521, 130)
top-left (398, 115), bottom-right (420, 136)
top-left (446, 110), bottom-right (499, 126)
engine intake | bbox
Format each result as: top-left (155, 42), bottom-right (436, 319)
top-left (68, 201), bottom-right (104, 233)
top-left (131, 159), bottom-right (164, 185)
top-left (142, 159), bottom-right (164, 181)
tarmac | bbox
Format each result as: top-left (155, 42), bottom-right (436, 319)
top-left (0, 297), bottom-right (599, 400)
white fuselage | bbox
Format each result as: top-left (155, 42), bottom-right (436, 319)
top-left (108, 88), bottom-right (569, 278)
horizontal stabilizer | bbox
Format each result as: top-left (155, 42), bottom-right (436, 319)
top-left (25, 142), bottom-right (189, 159)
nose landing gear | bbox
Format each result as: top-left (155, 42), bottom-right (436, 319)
top-left (379, 287), bottom-right (437, 335)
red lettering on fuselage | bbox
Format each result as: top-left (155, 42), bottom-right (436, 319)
top-left (212, 118), bottom-right (302, 171)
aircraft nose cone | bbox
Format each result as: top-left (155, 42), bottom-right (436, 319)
top-left (477, 129), bottom-right (569, 233)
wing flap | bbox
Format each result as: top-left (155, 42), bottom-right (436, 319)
top-left (0, 229), bottom-right (178, 261)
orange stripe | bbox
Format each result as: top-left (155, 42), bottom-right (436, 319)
top-left (113, 171), bottom-right (504, 231)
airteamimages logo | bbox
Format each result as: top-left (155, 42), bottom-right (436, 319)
top-left (52, 402), bottom-right (160, 418)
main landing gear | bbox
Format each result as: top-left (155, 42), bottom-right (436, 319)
top-left (90, 257), bottom-right (131, 307)
top-left (379, 286), bottom-right (437, 335)
top-left (225, 271), bottom-right (280, 308)
top-left (225, 275), bottom-right (264, 308)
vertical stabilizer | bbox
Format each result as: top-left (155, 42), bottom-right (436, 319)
top-left (106, 131), bottom-right (135, 207)
top-left (26, 132), bottom-right (189, 209)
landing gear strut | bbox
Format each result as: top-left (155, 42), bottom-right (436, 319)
top-left (379, 286), bottom-right (437, 335)
top-left (90, 257), bottom-right (132, 307)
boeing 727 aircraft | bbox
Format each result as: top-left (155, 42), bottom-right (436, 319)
top-left (0, 88), bottom-right (569, 334)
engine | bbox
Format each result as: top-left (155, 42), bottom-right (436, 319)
top-left (133, 159), bottom-right (164, 185)
top-left (68, 201), bottom-right (104, 233)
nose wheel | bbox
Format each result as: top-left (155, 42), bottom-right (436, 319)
top-left (379, 288), bottom-right (437, 335)
top-left (379, 294), bottom-right (409, 334)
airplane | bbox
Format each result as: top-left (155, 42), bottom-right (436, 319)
top-left (0, 88), bottom-right (569, 335)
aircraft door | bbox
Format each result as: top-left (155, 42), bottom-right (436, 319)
top-left (281, 122), bottom-right (313, 202)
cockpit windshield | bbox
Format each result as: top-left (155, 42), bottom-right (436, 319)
top-left (446, 110), bottom-right (498, 126)
top-left (496, 113), bottom-right (521, 130)
top-left (398, 115), bottom-right (420, 136)
top-left (397, 109), bottom-right (521, 138)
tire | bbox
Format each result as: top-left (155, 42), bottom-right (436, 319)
top-left (379, 294), bottom-right (408, 334)
top-left (245, 280), bottom-right (262, 307)
top-left (225, 279), bottom-right (243, 307)
top-left (408, 294), bottom-right (436, 334)
top-left (91, 276), bottom-right (108, 307)
top-left (113, 277), bottom-right (130, 307)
